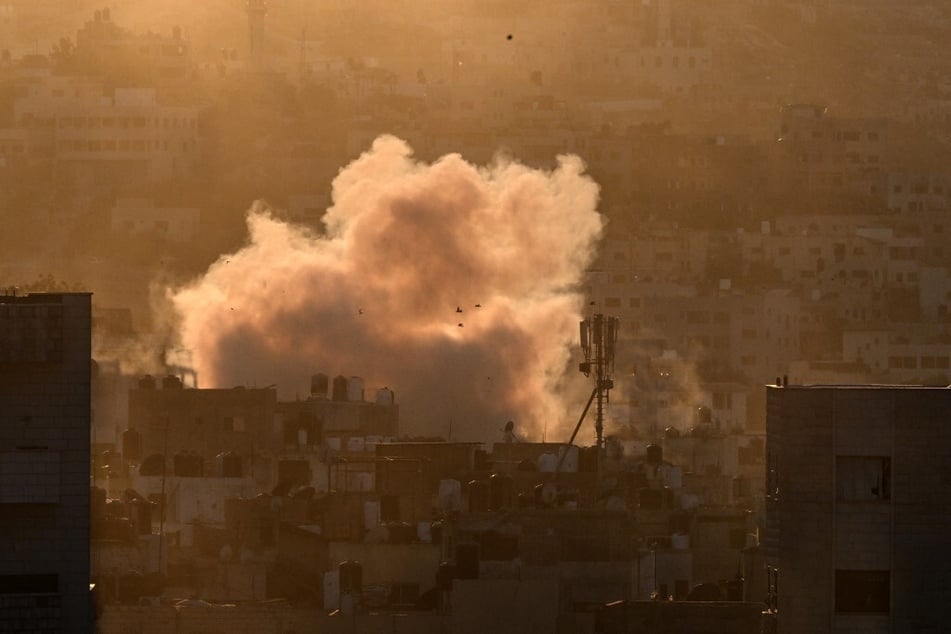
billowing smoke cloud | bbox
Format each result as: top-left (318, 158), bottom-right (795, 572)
top-left (171, 136), bottom-right (602, 441)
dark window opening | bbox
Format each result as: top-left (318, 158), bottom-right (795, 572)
top-left (835, 570), bottom-right (889, 613)
top-left (837, 456), bottom-right (890, 501)
top-left (0, 574), bottom-right (58, 594)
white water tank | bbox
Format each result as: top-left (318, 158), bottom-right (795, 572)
top-left (375, 387), bottom-right (394, 405)
top-left (537, 453), bottom-right (557, 473)
top-left (363, 500), bottom-right (380, 529)
top-left (365, 435), bottom-right (383, 453)
top-left (557, 446), bottom-right (579, 472)
top-left (417, 521), bottom-right (432, 543)
top-left (438, 479), bottom-right (462, 513)
top-left (322, 571), bottom-right (340, 610)
top-left (662, 465), bottom-right (683, 489)
top-left (680, 493), bottom-right (699, 510)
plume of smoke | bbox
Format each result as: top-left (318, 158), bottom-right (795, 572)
top-left (170, 136), bottom-right (602, 441)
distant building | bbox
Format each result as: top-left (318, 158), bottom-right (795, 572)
top-left (11, 77), bottom-right (203, 183)
top-left (0, 292), bottom-right (92, 631)
top-left (110, 198), bottom-right (200, 243)
top-left (127, 380), bottom-right (277, 483)
top-left (765, 384), bottom-right (951, 633)
top-left (772, 104), bottom-right (888, 199)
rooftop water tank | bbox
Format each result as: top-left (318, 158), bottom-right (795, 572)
top-left (173, 452), bottom-right (203, 477)
top-left (311, 373), bottom-right (329, 399)
top-left (455, 543), bottom-right (479, 579)
top-left (488, 473), bottom-right (513, 511)
top-left (121, 429), bottom-right (141, 461)
top-left (215, 452), bottom-right (243, 478)
top-left (139, 453), bottom-right (165, 476)
top-left (347, 376), bottom-right (364, 402)
top-left (436, 561), bottom-right (455, 592)
top-left (339, 561), bottom-right (363, 594)
top-left (331, 375), bottom-right (348, 401)
top-left (375, 387), bottom-right (395, 406)
top-left (467, 480), bottom-right (489, 513)
top-left (162, 375), bottom-right (183, 390)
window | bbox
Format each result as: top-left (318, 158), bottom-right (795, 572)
top-left (713, 392), bottom-right (732, 409)
top-left (836, 456), bottom-right (890, 501)
top-left (605, 297), bottom-right (621, 308)
top-left (222, 416), bottom-right (245, 432)
top-left (0, 451), bottom-right (60, 503)
top-left (835, 570), bottom-right (889, 613)
top-left (0, 574), bottom-right (58, 594)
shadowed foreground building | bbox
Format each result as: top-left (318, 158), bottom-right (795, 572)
top-left (0, 293), bottom-right (92, 632)
top-left (765, 384), bottom-right (951, 633)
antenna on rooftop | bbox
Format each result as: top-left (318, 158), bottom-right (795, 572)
top-left (556, 313), bottom-right (619, 479)
top-left (579, 313), bottom-right (619, 453)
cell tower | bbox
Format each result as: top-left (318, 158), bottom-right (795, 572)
top-left (557, 313), bottom-right (619, 475)
top-left (579, 313), bottom-right (619, 452)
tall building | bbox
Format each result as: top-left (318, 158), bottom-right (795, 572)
top-left (0, 293), bottom-right (92, 632)
top-left (765, 384), bottom-right (951, 633)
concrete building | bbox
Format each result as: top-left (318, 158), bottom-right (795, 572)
top-left (110, 198), bottom-right (201, 243)
top-left (0, 292), bottom-right (92, 631)
top-left (771, 104), bottom-right (888, 199)
top-left (127, 380), bottom-right (277, 488)
top-left (765, 384), bottom-right (951, 633)
top-left (10, 76), bottom-right (202, 184)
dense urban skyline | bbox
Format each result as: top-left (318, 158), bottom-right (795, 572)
top-left (0, 1), bottom-right (949, 632)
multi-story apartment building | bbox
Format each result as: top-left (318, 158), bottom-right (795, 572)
top-left (886, 172), bottom-right (949, 214)
top-left (766, 384), bottom-right (951, 633)
top-left (771, 104), bottom-right (888, 199)
top-left (0, 292), bottom-right (92, 632)
top-left (8, 72), bottom-right (202, 184)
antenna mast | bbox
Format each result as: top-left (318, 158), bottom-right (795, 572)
top-left (556, 312), bottom-right (620, 479)
top-left (579, 313), bottom-right (619, 454)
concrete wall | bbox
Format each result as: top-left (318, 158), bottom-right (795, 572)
top-left (767, 385), bottom-right (951, 634)
top-left (0, 293), bottom-right (92, 632)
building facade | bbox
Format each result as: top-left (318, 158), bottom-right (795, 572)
top-left (765, 384), bottom-right (951, 633)
top-left (0, 292), bottom-right (92, 632)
